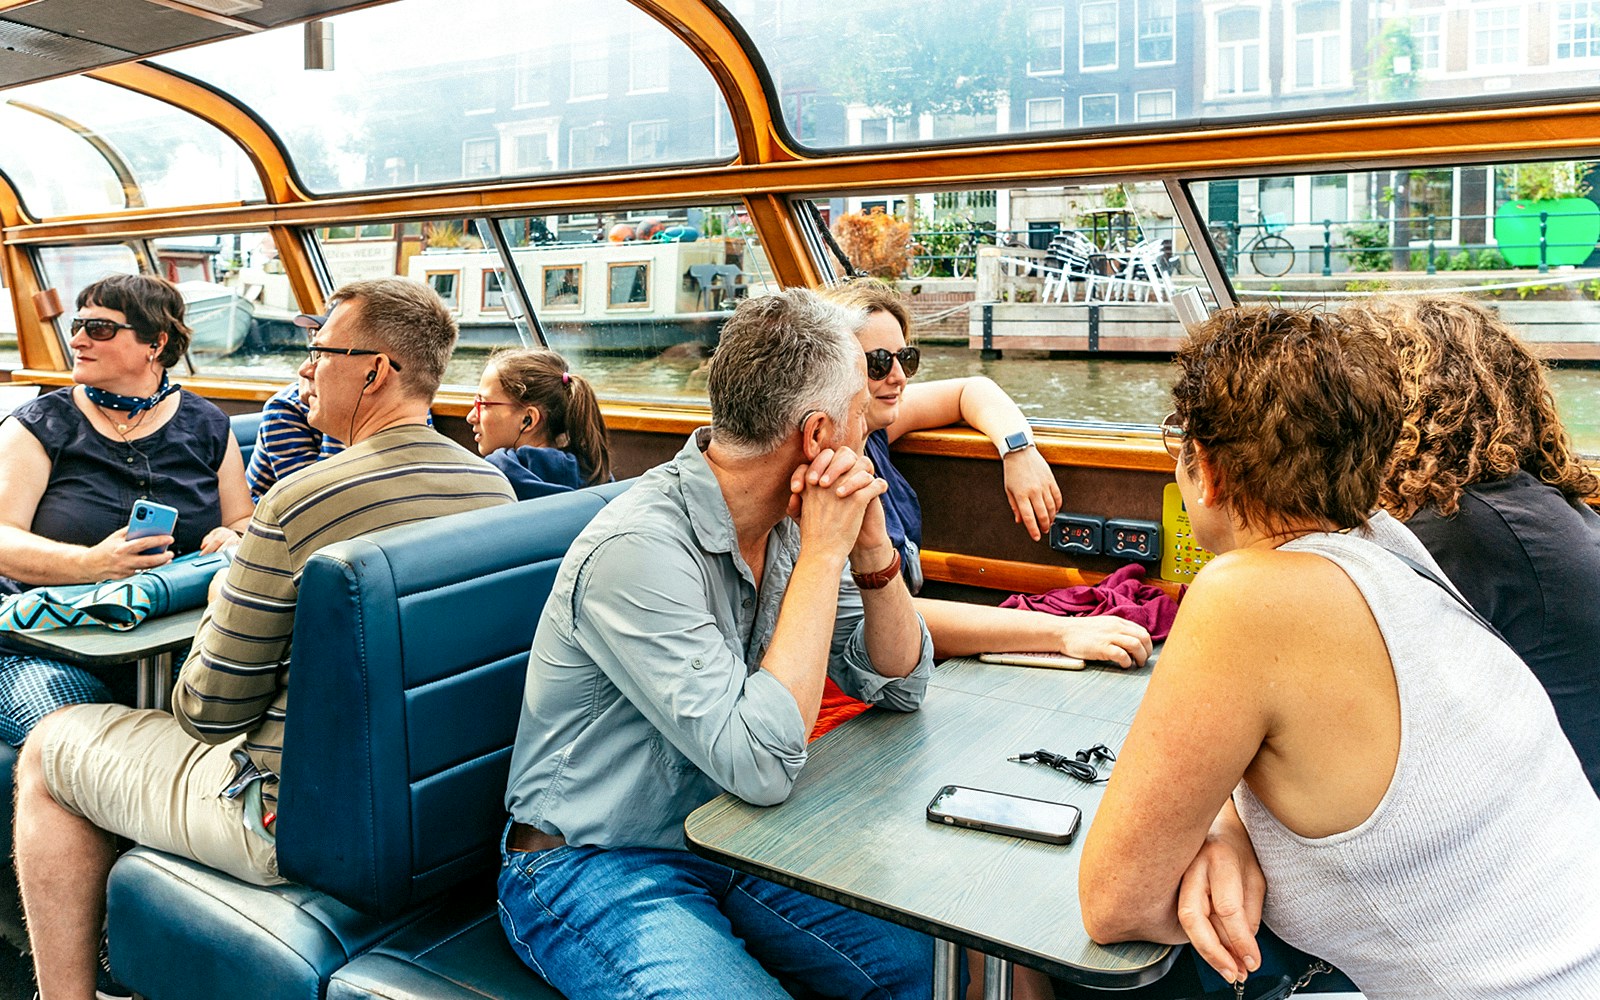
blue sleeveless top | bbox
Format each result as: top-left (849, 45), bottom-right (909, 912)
top-left (865, 429), bottom-right (923, 589)
top-left (2, 387), bottom-right (231, 593)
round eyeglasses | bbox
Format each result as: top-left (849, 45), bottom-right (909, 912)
top-left (1160, 411), bottom-right (1186, 460)
top-left (864, 346), bottom-right (920, 380)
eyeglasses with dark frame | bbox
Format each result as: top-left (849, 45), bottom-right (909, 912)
top-left (305, 345), bottom-right (403, 372)
top-left (1160, 411), bottom-right (1186, 460)
top-left (70, 317), bottom-right (136, 341)
top-left (864, 346), bottom-right (920, 381)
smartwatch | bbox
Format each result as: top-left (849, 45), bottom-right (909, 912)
top-left (999, 430), bottom-right (1034, 457)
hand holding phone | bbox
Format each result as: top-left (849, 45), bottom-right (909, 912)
top-left (127, 500), bottom-right (179, 556)
top-left (926, 785), bottom-right (1082, 845)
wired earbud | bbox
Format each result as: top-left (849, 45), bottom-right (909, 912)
top-left (364, 369), bottom-right (377, 385)
top-left (521, 414), bottom-right (533, 430)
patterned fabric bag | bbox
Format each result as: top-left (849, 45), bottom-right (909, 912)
top-left (0, 550), bottom-right (232, 632)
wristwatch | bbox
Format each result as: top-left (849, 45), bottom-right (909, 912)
top-left (998, 429), bottom-right (1034, 457)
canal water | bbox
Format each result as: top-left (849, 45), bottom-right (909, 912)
top-left (170, 342), bottom-right (1600, 456)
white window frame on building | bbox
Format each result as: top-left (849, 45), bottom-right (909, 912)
top-left (1080, 93), bottom-right (1118, 128)
top-left (1135, 89), bottom-right (1176, 122)
top-left (1286, 0), bottom-right (1348, 91)
top-left (498, 119), bottom-right (560, 175)
top-left (461, 138), bottom-right (497, 179)
top-left (570, 39), bottom-right (609, 101)
top-left (1027, 6), bottom-right (1066, 76)
top-left (1209, 3), bottom-right (1268, 98)
top-left (1136, 0), bottom-right (1177, 66)
top-left (1080, 1), bottom-right (1119, 72)
top-left (1470, 4), bottom-right (1524, 71)
top-left (628, 119), bottom-right (669, 165)
top-left (1554, 1), bottom-right (1600, 62)
top-left (1025, 96), bottom-right (1065, 131)
top-left (513, 50), bottom-right (551, 108)
top-left (1410, 12), bottom-right (1442, 74)
top-left (568, 123), bottom-right (610, 169)
top-left (628, 15), bottom-right (670, 93)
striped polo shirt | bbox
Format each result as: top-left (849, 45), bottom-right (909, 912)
top-left (172, 422), bottom-right (516, 810)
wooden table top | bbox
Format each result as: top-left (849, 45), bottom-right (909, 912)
top-left (2, 606), bottom-right (207, 667)
top-left (685, 654), bottom-right (1176, 990)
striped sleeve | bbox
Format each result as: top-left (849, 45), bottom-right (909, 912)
top-left (172, 498), bottom-right (297, 746)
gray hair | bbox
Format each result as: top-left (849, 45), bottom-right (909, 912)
top-left (707, 288), bottom-right (866, 456)
top-left (329, 278), bottom-right (458, 398)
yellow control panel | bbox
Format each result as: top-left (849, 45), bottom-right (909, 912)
top-left (1160, 482), bottom-right (1216, 582)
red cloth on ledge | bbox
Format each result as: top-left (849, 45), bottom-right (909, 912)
top-left (999, 563), bottom-right (1183, 641)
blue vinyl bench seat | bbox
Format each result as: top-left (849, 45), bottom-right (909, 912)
top-left (106, 485), bottom-right (626, 999)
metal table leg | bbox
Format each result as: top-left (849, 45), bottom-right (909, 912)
top-left (983, 956), bottom-right (1013, 1000)
top-left (933, 939), bottom-right (962, 1000)
top-left (137, 651), bottom-right (175, 711)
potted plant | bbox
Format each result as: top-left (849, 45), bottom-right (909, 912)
top-left (1494, 162), bottom-right (1599, 268)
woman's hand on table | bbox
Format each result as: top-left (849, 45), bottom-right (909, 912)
top-left (80, 527), bottom-right (174, 581)
top-left (1055, 615), bottom-right (1152, 667)
top-left (1002, 448), bottom-right (1062, 541)
top-left (1177, 802), bottom-right (1264, 985)
top-left (199, 526), bottom-right (242, 554)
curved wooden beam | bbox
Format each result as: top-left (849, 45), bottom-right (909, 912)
top-left (87, 62), bottom-right (309, 205)
top-left (7, 99), bottom-right (144, 209)
top-left (15, 98), bottom-right (1600, 244)
top-left (0, 169), bottom-right (67, 370)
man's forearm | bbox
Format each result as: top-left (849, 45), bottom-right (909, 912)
top-left (759, 551), bottom-right (850, 734)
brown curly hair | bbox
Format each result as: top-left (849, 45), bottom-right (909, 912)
top-left (1352, 296), bottom-right (1598, 519)
top-left (1172, 306), bottom-right (1402, 535)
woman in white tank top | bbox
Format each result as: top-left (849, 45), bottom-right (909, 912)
top-left (1079, 306), bottom-right (1600, 1000)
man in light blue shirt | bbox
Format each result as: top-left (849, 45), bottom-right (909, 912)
top-left (499, 288), bottom-right (936, 999)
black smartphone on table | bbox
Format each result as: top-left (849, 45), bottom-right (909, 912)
top-left (926, 784), bottom-right (1082, 845)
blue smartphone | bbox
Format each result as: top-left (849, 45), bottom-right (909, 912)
top-left (127, 500), bottom-right (179, 556)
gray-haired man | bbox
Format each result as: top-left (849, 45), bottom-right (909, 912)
top-left (498, 288), bottom-right (936, 999)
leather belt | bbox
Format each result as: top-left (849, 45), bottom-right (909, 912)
top-left (507, 821), bottom-right (566, 854)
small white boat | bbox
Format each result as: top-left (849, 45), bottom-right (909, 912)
top-left (177, 281), bottom-right (255, 356)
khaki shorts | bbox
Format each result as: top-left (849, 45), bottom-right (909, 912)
top-left (38, 703), bottom-right (283, 887)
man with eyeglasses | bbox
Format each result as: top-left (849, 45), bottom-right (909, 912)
top-left (242, 312), bottom-right (346, 501)
top-left (498, 289), bottom-right (936, 999)
top-left (14, 278), bottom-right (517, 1000)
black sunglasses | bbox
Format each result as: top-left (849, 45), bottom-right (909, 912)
top-left (864, 346), bottom-right (920, 380)
top-left (306, 345), bottom-right (403, 372)
top-left (70, 317), bottom-right (136, 341)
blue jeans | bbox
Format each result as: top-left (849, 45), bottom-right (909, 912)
top-left (496, 827), bottom-right (935, 1000)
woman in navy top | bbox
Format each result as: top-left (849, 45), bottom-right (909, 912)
top-left (1371, 296), bottom-right (1600, 794)
top-left (0, 274), bottom-right (252, 743)
top-left (467, 348), bottom-right (612, 500)
top-left (821, 281), bottom-right (1152, 668)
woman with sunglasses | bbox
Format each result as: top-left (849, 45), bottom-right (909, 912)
top-left (1080, 307), bottom-right (1600, 999)
top-left (467, 348), bottom-right (612, 500)
top-left (0, 273), bottom-right (253, 744)
top-left (820, 280), bottom-right (1152, 668)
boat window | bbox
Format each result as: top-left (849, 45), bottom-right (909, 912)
top-left (426, 271), bottom-right (462, 312)
top-left (490, 202), bottom-right (773, 403)
top-left (724, 0), bottom-right (1600, 153)
top-left (542, 266), bottom-right (584, 311)
top-left (0, 104), bottom-right (127, 218)
top-left (0, 78), bottom-right (263, 218)
top-left (36, 234), bottom-right (286, 372)
top-left (607, 263), bottom-right (651, 309)
top-left (1190, 159), bottom-right (1600, 453)
top-left (800, 181), bottom-right (1202, 429)
top-left (154, 0), bottom-right (735, 195)
top-left (482, 269), bottom-right (508, 313)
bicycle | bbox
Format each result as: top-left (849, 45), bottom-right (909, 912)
top-left (1242, 212), bottom-right (1295, 277)
top-left (908, 221), bottom-right (1027, 279)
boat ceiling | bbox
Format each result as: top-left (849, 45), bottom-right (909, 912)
top-left (0, 0), bottom-right (387, 90)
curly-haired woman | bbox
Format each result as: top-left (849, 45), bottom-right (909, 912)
top-left (1359, 296), bottom-right (1600, 793)
top-left (1080, 306), bottom-right (1600, 999)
